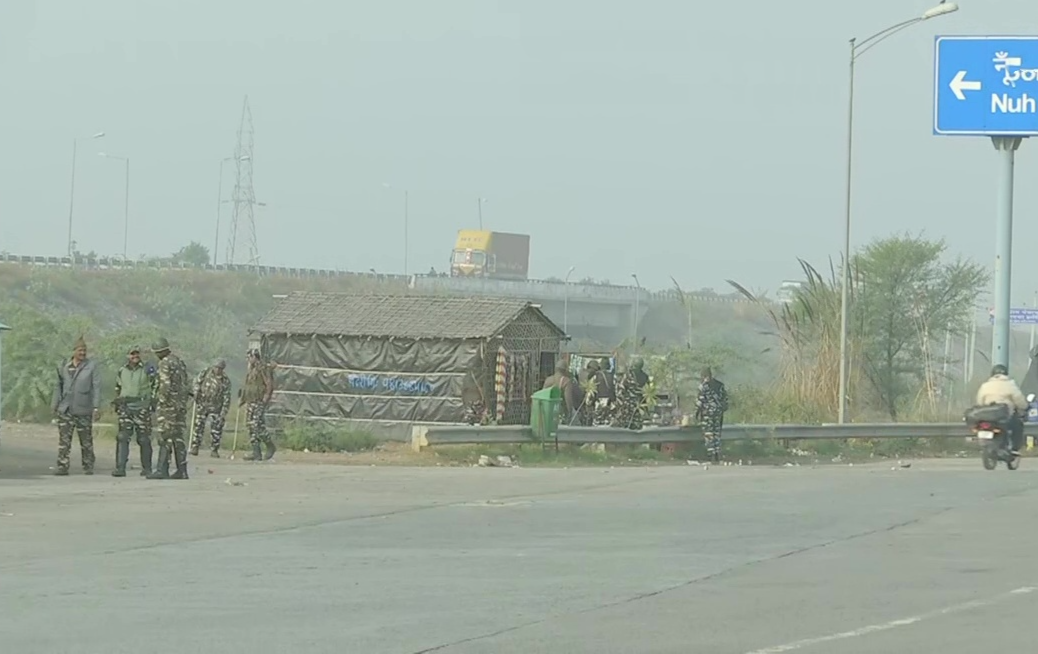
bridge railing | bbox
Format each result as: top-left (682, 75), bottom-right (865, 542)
top-left (0, 252), bottom-right (751, 303)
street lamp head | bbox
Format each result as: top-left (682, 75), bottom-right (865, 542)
top-left (92, 132), bottom-right (105, 139)
top-left (922, 2), bottom-right (958, 19)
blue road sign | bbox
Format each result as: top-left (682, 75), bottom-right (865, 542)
top-left (987, 308), bottom-right (1038, 325)
top-left (934, 36), bottom-right (1038, 136)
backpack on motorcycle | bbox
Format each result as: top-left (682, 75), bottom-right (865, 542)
top-left (964, 403), bottom-right (1012, 424)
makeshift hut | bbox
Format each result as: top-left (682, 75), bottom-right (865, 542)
top-left (250, 293), bottom-right (566, 426)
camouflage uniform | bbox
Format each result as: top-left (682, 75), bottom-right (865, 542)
top-left (148, 338), bottom-right (190, 480)
top-left (52, 336), bottom-right (101, 475)
top-left (614, 359), bottom-right (649, 431)
top-left (56, 415), bottom-right (95, 474)
top-left (597, 358), bottom-right (616, 425)
top-left (241, 351), bottom-right (276, 461)
top-left (190, 362), bottom-right (232, 457)
top-left (695, 369), bottom-right (729, 463)
top-left (578, 360), bottom-right (611, 426)
top-left (111, 347), bottom-right (156, 477)
top-left (464, 400), bottom-right (488, 426)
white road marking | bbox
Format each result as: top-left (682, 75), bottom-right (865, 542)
top-left (744, 586), bottom-right (1037, 654)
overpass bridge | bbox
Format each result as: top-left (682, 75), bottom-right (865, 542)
top-left (0, 253), bottom-right (752, 343)
top-left (408, 275), bottom-right (749, 343)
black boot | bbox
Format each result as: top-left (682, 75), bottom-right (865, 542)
top-left (139, 439), bottom-right (153, 477)
top-left (263, 440), bottom-right (276, 461)
top-left (243, 443), bottom-right (263, 461)
top-left (111, 440), bottom-right (129, 477)
top-left (170, 441), bottom-right (189, 480)
top-left (189, 443), bottom-right (199, 456)
top-left (210, 448), bottom-right (221, 458)
top-left (147, 445), bottom-right (170, 479)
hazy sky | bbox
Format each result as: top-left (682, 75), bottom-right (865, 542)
top-left (2, 0), bottom-right (1038, 296)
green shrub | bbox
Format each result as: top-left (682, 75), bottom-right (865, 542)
top-left (279, 421), bottom-right (378, 453)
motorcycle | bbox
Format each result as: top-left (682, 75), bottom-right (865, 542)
top-left (965, 403), bottom-right (1020, 471)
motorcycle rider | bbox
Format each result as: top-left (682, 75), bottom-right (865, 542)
top-left (976, 364), bottom-right (1029, 456)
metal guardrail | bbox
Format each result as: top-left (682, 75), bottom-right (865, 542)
top-left (410, 422), bottom-right (1038, 450)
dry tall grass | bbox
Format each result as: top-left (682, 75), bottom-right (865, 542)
top-left (729, 259), bottom-right (865, 422)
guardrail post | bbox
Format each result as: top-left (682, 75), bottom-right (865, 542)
top-left (410, 425), bottom-right (429, 452)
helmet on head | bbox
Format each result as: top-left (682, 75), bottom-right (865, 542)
top-left (992, 364), bottom-right (1009, 377)
top-left (630, 357), bottom-right (644, 370)
top-left (151, 337), bottom-right (170, 353)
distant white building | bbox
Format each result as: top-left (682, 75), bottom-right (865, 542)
top-left (776, 280), bottom-right (805, 304)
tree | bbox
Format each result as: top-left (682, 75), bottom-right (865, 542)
top-left (644, 344), bottom-right (745, 410)
top-left (729, 234), bottom-right (987, 422)
top-left (854, 234), bottom-right (987, 419)
top-left (172, 241), bottom-right (210, 267)
top-left (0, 302), bottom-right (95, 420)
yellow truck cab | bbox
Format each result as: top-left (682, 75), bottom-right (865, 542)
top-left (450, 230), bottom-right (530, 280)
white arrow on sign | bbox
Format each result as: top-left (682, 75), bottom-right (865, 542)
top-left (950, 70), bottom-right (982, 100)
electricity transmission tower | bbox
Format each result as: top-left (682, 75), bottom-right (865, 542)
top-left (226, 96), bottom-right (260, 265)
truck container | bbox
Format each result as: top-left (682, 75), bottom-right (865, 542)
top-left (450, 230), bottom-right (530, 280)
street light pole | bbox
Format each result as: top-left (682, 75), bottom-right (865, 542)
top-left (98, 152), bottom-right (130, 261)
top-left (631, 273), bottom-right (642, 351)
top-left (67, 139), bottom-right (77, 258)
top-left (66, 132), bottom-right (105, 259)
top-left (836, 1), bottom-right (959, 424)
top-left (564, 265), bottom-right (576, 337)
top-left (122, 157), bottom-right (129, 261)
top-left (382, 182), bottom-right (410, 276)
top-left (215, 158), bottom-right (229, 266)
top-left (404, 190), bottom-right (410, 277)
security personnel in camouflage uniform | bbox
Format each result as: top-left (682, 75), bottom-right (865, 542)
top-left (695, 367), bottom-right (729, 463)
top-left (111, 345), bottom-right (156, 477)
top-left (147, 337), bottom-right (191, 480)
top-left (241, 349), bottom-right (276, 461)
top-left (190, 359), bottom-right (232, 458)
top-left (51, 336), bottom-right (102, 475)
top-left (615, 357), bottom-right (649, 430)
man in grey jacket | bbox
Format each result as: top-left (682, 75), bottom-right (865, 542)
top-left (51, 335), bottom-right (102, 475)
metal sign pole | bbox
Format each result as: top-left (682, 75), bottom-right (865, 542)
top-left (991, 137), bottom-right (1022, 369)
top-left (935, 35), bottom-right (1038, 372)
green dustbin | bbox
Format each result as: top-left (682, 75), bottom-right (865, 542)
top-left (530, 386), bottom-right (562, 442)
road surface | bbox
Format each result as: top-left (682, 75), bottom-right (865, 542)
top-left (0, 430), bottom-right (1034, 653)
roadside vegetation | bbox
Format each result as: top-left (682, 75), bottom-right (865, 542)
top-left (0, 233), bottom-right (999, 463)
top-left (0, 248), bottom-right (400, 422)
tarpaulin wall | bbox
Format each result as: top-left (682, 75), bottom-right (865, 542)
top-left (260, 333), bottom-right (481, 423)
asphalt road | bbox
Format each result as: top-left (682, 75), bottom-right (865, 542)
top-left (1, 433), bottom-right (1036, 654)
top-left (0, 429), bottom-right (59, 478)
